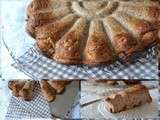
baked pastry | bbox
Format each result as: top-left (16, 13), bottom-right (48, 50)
top-left (47, 81), bottom-right (70, 94)
top-left (41, 80), bottom-right (57, 102)
top-left (19, 81), bottom-right (35, 101)
top-left (40, 80), bottom-right (72, 102)
top-left (8, 80), bottom-right (72, 102)
top-left (26, 0), bottom-right (159, 65)
top-left (8, 80), bottom-right (26, 97)
top-left (105, 84), bottom-right (152, 113)
top-left (8, 80), bottom-right (35, 101)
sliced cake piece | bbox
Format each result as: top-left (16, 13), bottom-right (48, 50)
top-left (41, 80), bottom-right (56, 102)
top-left (54, 18), bottom-right (89, 64)
top-left (84, 19), bottom-right (115, 65)
top-left (19, 81), bottom-right (35, 101)
top-left (114, 12), bottom-right (158, 48)
top-left (103, 17), bottom-right (140, 61)
top-left (47, 81), bottom-right (66, 94)
top-left (27, 0), bottom-right (72, 38)
top-left (8, 80), bottom-right (26, 97)
top-left (26, 0), bottom-right (54, 38)
top-left (105, 84), bottom-right (152, 113)
top-left (36, 14), bottom-right (77, 58)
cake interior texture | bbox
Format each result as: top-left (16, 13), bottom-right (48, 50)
top-left (105, 84), bottom-right (152, 113)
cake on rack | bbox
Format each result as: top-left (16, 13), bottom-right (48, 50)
top-left (26, 0), bottom-right (160, 65)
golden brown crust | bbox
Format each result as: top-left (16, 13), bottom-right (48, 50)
top-left (27, 0), bottom-right (52, 16)
top-left (10, 81), bottom-right (26, 97)
top-left (54, 18), bottom-right (88, 64)
top-left (112, 33), bottom-right (141, 61)
top-left (105, 84), bottom-right (152, 113)
top-left (133, 20), bottom-right (154, 36)
top-left (8, 80), bottom-right (35, 101)
top-left (19, 81), bottom-right (34, 101)
top-left (54, 31), bottom-right (83, 64)
top-left (84, 32), bottom-right (116, 65)
top-left (26, 10), bottom-right (55, 38)
top-left (36, 14), bottom-right (77, 58)
top-left (26, 0), bottom-right (54, 38)
top-left (26, 0), bottom-right (159, 65)
top-left (41, 80), bottom-right (56, 103)
top-left (47, 81), bottom-right (65, 94)
top-left (37, 37), bottom-right (55, 58)
top-left (148, 6), bottom-right (160, 21)
top-left (141, 30), bottom-right (158, 48)
top-left (8, 80), bottom-right (71, 102)
top-left (124, 84), bottom-right (149, 94)
top-left (35, 14), bottom-right (77, 41)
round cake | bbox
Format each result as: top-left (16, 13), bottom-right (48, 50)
top-left (26, 0), bottom-right (160, 66)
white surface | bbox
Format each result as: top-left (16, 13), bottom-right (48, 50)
top-left (1, 0), bottom-right (33, 80)
top-left (80, 93), bottom-right (102, 106)
top-left (0, 79), bottom-right (11, 120)
top-left (49, 81), bottom-right (80, 118)
top-left (98, 89), bottom-right (159, 118)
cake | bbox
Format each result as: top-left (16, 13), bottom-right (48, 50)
top-left (8, 80), bottom-right (35, 101)
top-left (105, 84), bottom-right (152, 113)
top-left (26, 0), bottom-right (160, 65)
top-left (8, 80), bottom-right (72, 102)
top-left (40, 80), bottom-right (72, 102)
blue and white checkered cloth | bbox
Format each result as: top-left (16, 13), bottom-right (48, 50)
top-left (5, 82), bottom-right (52, 120)
top-left (12, 46), bottom-right (158, 80)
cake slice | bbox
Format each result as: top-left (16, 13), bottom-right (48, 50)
top-left (41, 80), bottom-right (57, 102)
top-left (105, 84), bottom-right (152, 113)
top-left (54, 18), bottom-right (88, 64)
top-left (47, 81), bottom-right (66, 94)
top-left (19, 81), bottom-right (35, 101)
top-left (103, 17), bottom-right (140, 61)
top-left (8, 80), bottom-right (26, 97)
top-left (84, 19), bottom-right (115, 65)
top-left (114, 12), bottom-right (158, 48)
top-left (36, 14), bottom-right (77, 58)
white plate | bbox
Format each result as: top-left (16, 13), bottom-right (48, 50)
top-left (98, 89), bottom-right (159, 118)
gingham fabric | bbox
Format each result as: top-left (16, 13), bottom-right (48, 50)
top-left (5, 82), bottom-right (79, 120)
top-left (12, 46), bottom-right (158, 80)
top-left (5, 82), bottom-right (52, 120)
